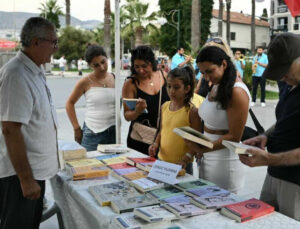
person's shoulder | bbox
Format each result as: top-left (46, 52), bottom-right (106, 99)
top-left (123, 76), bottom-right (136, 90)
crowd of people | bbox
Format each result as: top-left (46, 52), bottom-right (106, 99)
top-left (1, 16), bottom-right (300, 229)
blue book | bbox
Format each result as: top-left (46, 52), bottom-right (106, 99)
top-left (123, 98), bottom-right (148, 113)
top-left (95, 154), bottom-right (119, 161)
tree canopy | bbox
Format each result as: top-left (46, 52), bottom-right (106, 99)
top-left (39, 0), bottom-right (64, 28)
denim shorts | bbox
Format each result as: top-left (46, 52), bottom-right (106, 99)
top-left (81, 123), bottom-right (116, 151)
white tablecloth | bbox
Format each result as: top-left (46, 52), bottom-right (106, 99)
top-left (51, 150), bottom-right (300, 229)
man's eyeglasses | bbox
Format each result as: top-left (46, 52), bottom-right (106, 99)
top-left (206, 37), bottom-right (224, 45)
top-left (40, 38), bottom-right (58, 47)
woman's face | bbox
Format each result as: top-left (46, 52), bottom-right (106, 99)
top-left (197, 60), bottom-right (227, 85)
top-left (133, 59), bottom-right (153, 78)
top-left (90, 55), bottom-right (107, 73)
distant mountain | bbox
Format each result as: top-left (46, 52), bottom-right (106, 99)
top-left (0, 11), bottom-right (102, 30)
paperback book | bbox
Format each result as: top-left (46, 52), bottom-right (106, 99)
top-left (88, 181), bottom-right (140, 206)
top-left (123, 98), bottom-right (148, 113)
top-left (130, 177), bottom-right (165, 192)
top-left (114, 213), bottom-right (155, 229)
top-left (66, 158), bottom-right (104, 168)
top-left (161, 194), bottom-right (191, 204)
top-left (134, 205), bottom-right (177, 222)
top-left (126, 156), bottom-right (156, 167)
top-left (149, 186), bottom-right (184, 200)
top-left (185, 185), bottom-right (230, 198)
top-left (222, 140), bottom-right (257, 155)
top-left (70, 165), bottom-right (109, 181)
top-left (123, 171), bottom-right (148, 181)
top-left (95, 154), bottom-right (120, 161)
top-left (102, 156), bottom-right (127, 165)
top-left (173, 126), bottom-right (214, 149)
top-left (174, 179), bottom-right (215, 191)
top-left (97, 144), bottom-right (130, 153)
top-left (220, 198), bottom-right (275, 223)
top-left (110, 194), bottom-right (160, 214)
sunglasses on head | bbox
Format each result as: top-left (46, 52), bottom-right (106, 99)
top-left (206, 37), bottom-right (224, 45)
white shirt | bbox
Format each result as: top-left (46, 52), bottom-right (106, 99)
top-left (59, 57), bottom-right (66, 68)
top-left (0, 51), bottom-right (59, 180)
top-left (77, 59), bottom-right (83, 70)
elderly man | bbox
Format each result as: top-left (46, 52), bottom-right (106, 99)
top-left (240, 33), bottom-right (300, 221)
top-left (0, 17), bottom-right (59, 229)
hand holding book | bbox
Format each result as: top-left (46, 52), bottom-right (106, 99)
top-left (239, 146), bottom-right (270, 167)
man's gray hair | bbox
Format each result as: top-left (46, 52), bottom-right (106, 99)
top-left (20, 17), bottom-right (56, 47)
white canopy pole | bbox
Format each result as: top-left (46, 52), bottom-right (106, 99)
top-left (115, 0), bottom-right (121, 144)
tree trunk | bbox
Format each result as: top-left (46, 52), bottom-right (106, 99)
top-left (135, 27), bottom-right (144, 47)
top-left (251, 0), bottom-right (256, 55)
top-left (104, 0), bottom-right (111, 59)
top-left (65, 0), bottom-right (70, 26)
top-left (226, 0), bottom-right (231, 45)
top-left (191, 0), bottom-right (200, 51)
top-left (218, 0), bottom-right (223, 37)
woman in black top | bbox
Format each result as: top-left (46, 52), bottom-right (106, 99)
top-left (122, 46), bottom-right (169, 155)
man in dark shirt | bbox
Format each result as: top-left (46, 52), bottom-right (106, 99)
top-left (240, 33), bottom-right (300, 221)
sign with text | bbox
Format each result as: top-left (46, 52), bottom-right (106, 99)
top-left (148, 160), bottom-right (181, 185)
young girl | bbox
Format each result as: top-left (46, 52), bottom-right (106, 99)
top-left (148, 66), bottom-right (201, 175)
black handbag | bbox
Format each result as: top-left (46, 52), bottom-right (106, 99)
top-left (241, 108), bottom-right (265, 141)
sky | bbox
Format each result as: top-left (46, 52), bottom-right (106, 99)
top-left (0, 0), bottom-right (271, 21)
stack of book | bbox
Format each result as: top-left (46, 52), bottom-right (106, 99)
top-left (108, 162), bottom-right (140, 180)
top-left (126, 157), bottom-right (156, 172)
top-left (97, 144), bottom-right (129, 154)
top-left (134, 205), bottom-right (177, 223)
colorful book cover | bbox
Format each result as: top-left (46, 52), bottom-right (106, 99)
top-left (66, 158), bottom-right (104, 168)
top-left (149, 186), bottom-right (183, 200)
top-left (108, 162), bottom-right (135, 170)
top-left (113, 167), bottom-right (139, 176)
top-left (71, 165), bottom-right (109, 180)
top-left (126, 157), bottom-right (156, 166)
top-left (163, 202), bottom-right (213, 217)
top-left (123, 171), bottom-right (148, 181)
top-left (95, 154), bottom-right (119, 161)
top-left (175, 178), bottom-right (214, 191)
top-left (134, 205), bottom-right (177, 222)
top-left (220, 198), bottom-right (275, 223)
top-left (161, 194), bottom-right (191, 204)
top-left (185, 185), bottom-right (230, 198)
top-left (102, 156), bottom-right (127, 165)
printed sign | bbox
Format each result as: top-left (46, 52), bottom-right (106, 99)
top-left (148, 160), bottom-right (181, 185)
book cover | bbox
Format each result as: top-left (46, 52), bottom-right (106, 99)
top-left (163, 202), bottom-right (213, 217)
top-left (58, 140), bottom-right (87, 160)
top-left (173, 126), bottom-right (214, 149)
top-left (185, 185), bottom-right (230, 198)
top-left (110, 194), bottom-right (160, 214)
top-left (191, 193), bottom-right (244, 210)
top-left (108, 162), bottom-right (136, 170)
top-left (123, 171), bottom-right (148, 181)
top-left (175, 179), bottom-right (215, 191)
top-left (102, 156), bottom-right (127, 165)
top-left (134, 205), bottom-right (177, 222)
top-left (220, 198), bottom-right (275, 223)
top-left (131, 177), bottom-right (165, 192)
top-left (149, 186), bottom-right (183, 200)
top-left (126, 157), bottom-right (156, 166)
top-left (66, 158), bottom-right (104, 168)
top-left (88, 181), bottom-right (140, 206)
top-left (222, 140), bottom-right (257, 155)
top-left (113, 167), bottom-right (140, 176)
top-left (161, 194), bottom-right (191, 204)
top-left (136, 162), bottom-right (154, 172)
top-left (97, 144), bottom-right (129, 153)
top-left (71, 165), bottom-right (109, 181)
top-left (123, 98), bottom-right (148, 114)
top-left (95, 154), bottom-right (120, 161)
top-left (114, 213), bottom-right (154, 229)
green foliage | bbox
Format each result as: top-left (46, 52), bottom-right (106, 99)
top-left (54, 26), bottom-right (93, 63)
top-left (159, 0), bottom-right (213, 57)
top-left (243, 60), bottom-right (253, 90)
top-left (39, 0), bottom-right (64, 28)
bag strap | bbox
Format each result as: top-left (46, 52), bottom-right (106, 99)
top-left (249, 108), bottom-right (265, 134)
top-left (156, 70), bottom-right (163, 128)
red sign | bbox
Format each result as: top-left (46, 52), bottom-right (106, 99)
top-left (0, 40), bottom-right (17, 49)
top-left (284, 0), bottom-right (300, 17)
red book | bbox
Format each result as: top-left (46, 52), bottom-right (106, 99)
top-left (220, 198), bottom-right (274, 223)
top-left (108, 162), bottom-right (135, 170)
top-left (125, 157), bottom-right (156, 166)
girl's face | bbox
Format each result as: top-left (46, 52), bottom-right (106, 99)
top-left (167, 77), bottom-right (190, 102)
top-left (90, 55), bottom-right (108, 73)
top-left (198, 60), bottom-right (227, 85)
top-left (133, 59), bottom-right (153, 78)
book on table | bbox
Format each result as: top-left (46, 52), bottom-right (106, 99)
top-left (110, 193), bottom-right (160, 214)
top-left (97, 144), bottom-right (129, 153)
top-left (173, 126), bottom-right (214, 149)
top-left (66, 158), bottom-right (104, 168)
top-left (125, 156), bottom-right (156, 166)
top-left (101, 156), bottom-right (127, 165)
top-left (161, 194), bottom-right (191, 204)
top-left (149, 185), bottom-right (184, 200)
top-left (134, 205), bottom-right (177, 223)
top-left (70, 165), bottom-right (110, 181)
top-left (174, 178), bottom-right (215, 191)
top-left (88, 181), bottom-right (140, 206)
top-left (184, 185), bottom-right (230, 198)
top-left (222, 140), bottom-right (258, 155)
top-left (95, 154), bottom-right (120, 161)
top-left (190, 193), bottom-right (245, 210)
top-left (220, 198), bottom-right (275, 223)
top-left (114, 212), bottom-right (158, 229)
top-left (130, 177), bottom-right (165, 193)
top-left (122, 170), bottom-right (148, 181)
top-left (123, 98), bottom-right (148, 113)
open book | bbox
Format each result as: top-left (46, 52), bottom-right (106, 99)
top-left (173, 126), bottom-right (214, 149)
top-left (123, 98), bottom-right (148, 113)
top-left (222, 140), bottom-right (257, 155)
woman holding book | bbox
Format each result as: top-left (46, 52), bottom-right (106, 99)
top-left (122, 46), bottom-right (169, 155)
top-left (66, 44), bottom-right (116, 151)
top-left (184, 46), bottom-right (251, 193)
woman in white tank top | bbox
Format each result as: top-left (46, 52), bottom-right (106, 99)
top-left (185, 46), bottom-right (251, 193)
top-left (66, 45), bottom-right (116, 151)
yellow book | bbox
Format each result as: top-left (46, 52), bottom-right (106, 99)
top-left (66, 158), bottom-right (104, 168)
top-left (102, 156), bottom-right (127, 165)
top-left (123, 171), bottom-right (148, 181)
top-left (71, 165), bottom-right (110, 181)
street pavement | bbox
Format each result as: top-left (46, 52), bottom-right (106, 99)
top-left (40, 72), bottom-right (278, 229)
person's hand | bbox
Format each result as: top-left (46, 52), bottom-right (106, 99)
top-left (186, 56), bottom-right (192, 62)
top-left (243, 135), bottom-right (268, 150)
top-left (20, 178), bottom-right (41, 200)
top-left (135, 98), bottom-right (147, 115)
top-left (74, 127), bottom-right (83, 144)
top-left (148, 142), bottom-right (158, 157)
top-left (255, 60), bottom-right (259, 65)
top-left (239, 147), bottom-right (270, 167)
top-left (179, 152), bottom-right (193, 169)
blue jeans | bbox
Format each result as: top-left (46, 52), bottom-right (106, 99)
top-left (186, 162), bottom-right (193, 175)
top-left (81, 123), bottom-right (116, 151)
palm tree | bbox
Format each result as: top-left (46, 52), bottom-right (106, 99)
top-left (39, 0), bottom-right (64, 28)
top-left (122, 0), bottom-right (158, 47)
top-left (65, 0), bottom-right (70, 26)
top-left (104, 0), bottom-right (111, 59)
top-left (251, 0), bottom-right (256, 55)
top-left (218, 0), bottom-right (223, 37)
top-left (225, 0), bottom-right (231, 45)
top-left (191, 0), bottom-right (201, 51)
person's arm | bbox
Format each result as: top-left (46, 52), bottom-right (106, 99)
top-left (257, 62), bottom-right (267, 68)
top-left (195, 77), bottom-right (202, 93)
top-left (122, 79), bottom-right (147, 121)
top-left (65, 78), bottom-right (87, 143)
top-left (240, 60), bottom-right (245, 70)
top-left (2, 121), bottom-right (41, 200)
top-left (178, 56), bottom-right (191, 68)
top-left (148, 104), bottom-right (163, 157)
